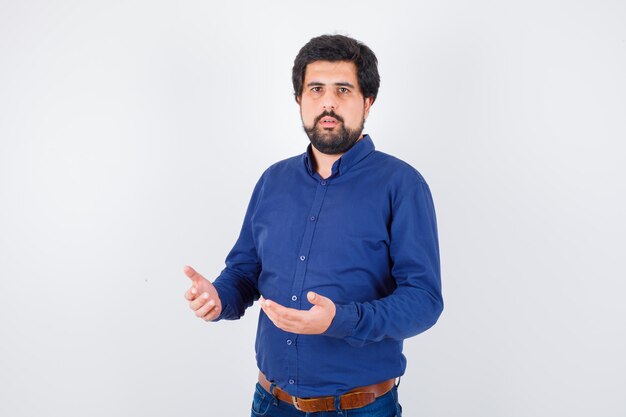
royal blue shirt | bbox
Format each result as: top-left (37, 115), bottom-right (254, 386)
top-left (212, 134), bottom-right (443, 397)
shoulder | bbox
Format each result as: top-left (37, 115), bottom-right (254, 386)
top-left (371, 150), bottom-right (428, 185)
top-left (249, 153), bottom-right (304, 186)
top-left (368, 150), bottom-right (433, 210)
top-left (262, 153), bottom-right (304, 177)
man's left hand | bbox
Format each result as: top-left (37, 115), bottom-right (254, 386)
top-left (259, 291), bottom-right (336, 334)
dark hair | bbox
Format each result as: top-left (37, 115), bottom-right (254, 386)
top-left (292, 34), bottom-right (380, 103)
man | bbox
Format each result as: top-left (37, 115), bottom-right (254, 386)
top-left (184, 34), bottom-right (443, 416)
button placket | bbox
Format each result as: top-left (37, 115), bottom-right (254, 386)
top-left (285, 178), bottom-right (329, 389)
top-left (290, 180), bottom-right (328, 301)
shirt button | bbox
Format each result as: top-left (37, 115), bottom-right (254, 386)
top-left (291, 295), bottom-right (298, 301)
top-left (299, 255), bottom-right (306, 261)
top-left (320, 180), bottom-right (327, 186)
top-left (286, 339), bottom-right (292, 345)
top-left (289, 379), bottom-right (295, 385)
top-left (309, 216), bottom-right (316, 221)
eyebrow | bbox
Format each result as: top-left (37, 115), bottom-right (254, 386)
top-left (306, 81), bottom-right (356, 88)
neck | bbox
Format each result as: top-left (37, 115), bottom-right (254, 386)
top-left (310, 135), bottom-right (363, 179)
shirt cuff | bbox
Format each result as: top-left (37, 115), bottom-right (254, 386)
top-left (322, 302), bottom-right (359, 338)
top-left (211, 282), bottom-right (235, 321)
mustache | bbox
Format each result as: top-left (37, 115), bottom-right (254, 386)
top-left (315, 110), bottom-right (344, 124)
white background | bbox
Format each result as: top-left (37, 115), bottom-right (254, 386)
top-left (1, 1), bottom-right (625, 416)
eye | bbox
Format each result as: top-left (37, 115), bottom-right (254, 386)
top-left (311, 86), bottom-right (322, 92)
top-left (338, 87), bottom-right (350, 93)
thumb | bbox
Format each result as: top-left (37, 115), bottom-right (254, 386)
top-left (307, 291), bottom-right (329, 307)
top-left (183, 265), bottom-right (204, 283)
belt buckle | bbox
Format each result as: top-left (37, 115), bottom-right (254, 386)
top-left (291, 396), bottom-right (303, 411)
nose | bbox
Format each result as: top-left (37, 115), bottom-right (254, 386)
top-left (321, 90), bottom-right (338, 111)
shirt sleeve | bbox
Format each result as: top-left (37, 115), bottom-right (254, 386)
top-left (323, 176), bottom-right (444, 346)
top-left (211, 171), bottom-right (266, 321)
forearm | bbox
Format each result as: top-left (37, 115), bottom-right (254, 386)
top-left (325, 175), bottom-right (443, 345)
top-left (324, 281), bottom-right (443, 346)
top-left (212, 264), bottom-right (260, 321)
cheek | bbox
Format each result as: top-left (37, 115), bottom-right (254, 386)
top-left (344, 105), bottom-right (365, 126)
top-left (300, 106), bottom-right (318, 125)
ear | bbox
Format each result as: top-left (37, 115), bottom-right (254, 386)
top-left (363, 96), bottom-right (374, 119)
top-left (296, 95), bottom-right (302, 105)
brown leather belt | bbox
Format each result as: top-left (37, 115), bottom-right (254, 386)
top-left (258, 371), bottom-right (396, 412)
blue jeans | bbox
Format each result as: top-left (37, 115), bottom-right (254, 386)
top-left (250, 382), bottom-right (402, 417)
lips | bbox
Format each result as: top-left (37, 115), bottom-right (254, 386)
top-left (319, 117), bottom-right (339, 127)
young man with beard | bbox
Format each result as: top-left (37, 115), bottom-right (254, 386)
top-left (183, 34), bottom-right (443, 416)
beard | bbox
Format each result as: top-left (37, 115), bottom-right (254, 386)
top-left (302, 110), bottom-right (365, 155)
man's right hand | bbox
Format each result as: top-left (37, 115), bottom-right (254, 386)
top-left (183, 265), bottom-right (223, 321)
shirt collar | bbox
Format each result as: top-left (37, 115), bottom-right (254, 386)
top-left (303, 134), bottom-right (376, 178)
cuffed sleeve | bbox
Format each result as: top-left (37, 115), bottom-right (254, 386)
top-left (212, 171), bottom-right (267, 321)
top-left (322, 302), bottom-right (359, 338)
top-left (323, 177), bottom-right (443, 346)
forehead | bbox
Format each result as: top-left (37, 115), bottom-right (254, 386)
top-left (303, 60), bottom-right (358, 83)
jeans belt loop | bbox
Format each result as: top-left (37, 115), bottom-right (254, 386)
top-left (291, 396), bottom-right (302, 411)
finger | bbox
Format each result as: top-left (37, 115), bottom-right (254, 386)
top-left (202, 303), bottom-right (221, 321)
top-left (263, 308), bottom-right (291, 332)
top-left (264, 300), bottom-right (305, 323)
top-left (262, 299), bottom-right (306, 329)
top-left (183, 265), bottom-right (204, 283)
top-left (260, 299), bottom-right (283, 328)
top-left (195, 298), bottom-right (217, 318)
top-left (184, 286), bottom-right (198, 301)
top-left (190, 292), bottom-right (212, 310)
top-left (307, 291), bottom-right (321, 304)
top-left (307, 291), bottom-right (331, 308)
